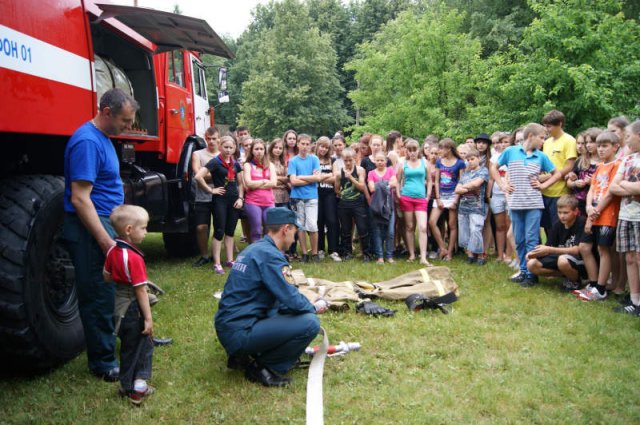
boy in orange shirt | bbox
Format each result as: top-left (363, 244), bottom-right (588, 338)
top-left (577, 131), bottom-right (621, 301)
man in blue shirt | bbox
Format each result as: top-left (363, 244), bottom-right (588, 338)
top-left (215, 207), bottom-right (327, 387)
top-left (63, 88), bottom-right (138, 381)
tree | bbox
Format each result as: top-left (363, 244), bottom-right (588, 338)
top-left (238, 0), bottom-right (351, 139)
top-left (474, 0), bottom-right (640, 133)
top-left (346, 6), bottom-right (483, 140)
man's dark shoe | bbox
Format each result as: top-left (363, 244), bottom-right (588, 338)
top-left (227, 353), bottom-right (252, 370)
top-left (519, 275), bottom-right (538, 288)
top-left (245, 361), bottom-right (291, 387)
top-left (510, 272), bottom-right (527, 283)
top-left (91, 366), bottom-right (119, 382)
top-left (152, 337), bottom-right (173, 347)
top-left (342, 253), bottom-right (354, 261)
top-left (300, 254), bottom-right (310, 263)
top-left (311, 254), bottom-right (321, 263)
top-left (192, 256), bottom-right (212, 268)
top-left (362, 254), bottom-right (371, 263)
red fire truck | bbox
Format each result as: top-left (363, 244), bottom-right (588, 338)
top-left (0, 0), bottom-right (233, 371)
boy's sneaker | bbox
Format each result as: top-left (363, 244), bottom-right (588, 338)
top-left (519, 275), bottom-right (538, 288)
top-left (572, 284), bottom-right (592, 297)
top-left (466, 256), bottom-right (475, 264)
top-left (476, 257), bottom-right (487, 266)
top-left (613, 303), bottom-right (640, 316)
top-left (577, 287), bottom-right (607, 302)
top-left (300, 254), bottom-right (310, 263)
top-left (329, 252), bottom-right (342, 262)
top-left (510, 272), bottom-right (527, 283)
top-left (311, 254), bottom-right (321, 263)
top-left (128, 385), bottom-right (155, 406)
top-left (560, 279), bottom-right (582, 292)
top-left (342, 253), bottom-right (354, 261)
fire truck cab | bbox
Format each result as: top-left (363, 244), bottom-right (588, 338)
top-left (0, 0), bottom-right (233, 371)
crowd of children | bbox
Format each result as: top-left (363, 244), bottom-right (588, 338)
top-left (186, 113), bottom-right (640, 318)
top-left (106, 112), bottom-right (639, 403)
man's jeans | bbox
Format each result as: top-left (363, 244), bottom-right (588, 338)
top-left (510, 209), bottom-right (542, 277)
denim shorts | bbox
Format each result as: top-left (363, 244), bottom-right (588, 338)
top-left (291, 198), bottom-right (319, 232)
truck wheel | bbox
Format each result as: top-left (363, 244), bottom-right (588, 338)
top-left (0, 175), bottom-right (84, 373)
top-left (163, 229), bottom-right (198, 258)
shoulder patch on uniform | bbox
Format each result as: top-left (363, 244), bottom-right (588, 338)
top-left (282, 266), bottom-right (294, 284)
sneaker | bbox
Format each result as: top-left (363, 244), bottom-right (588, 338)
top-left (428, 251), bottom-right (438, 260)
top-left (560, 279), bottom-right (582, 292)
top-left (466, 256), bottom-right (475, 264)
top-left (519, 275), bottom-right (538, 288)
top-left (376, 258), bottom-right (385, 264)
top-left (509, 259), bottom-right (520, 270)
top-left (572, 284), bottom-right (593, 297)
top-left (328, 252), bottom-right (342, 262)
top-left (311, 254), bottom-right (321, 263)
top-left (613, 303), bottom-right (640, 315)
top-left (362, 254), bottom-right (371, 263)
top-left (192, 256), bottom-right (212, 267)
top-left (386, 258), bottom-right (395, 263)
top-left (577, 287), bottom-right (607, 302)
top-left (476, 257), bottom-right (487, 266)
top-left (510, 272), bottom-right (527, 283)
top-left (224, 261), bottom-right (235, 268)
top-left (213, 264), bottom-right (224, 274)
top-left (300, 254), bottom-right (310, 263)
top-left (317, 250), bottom-right (325, 259)
top-left (128, 385), bottom-right (155, 405)
top-left (342, 253), bottom-right (354, 261)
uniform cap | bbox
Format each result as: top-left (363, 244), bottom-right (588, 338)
top-left (265, 207), bottom-right (297, 226)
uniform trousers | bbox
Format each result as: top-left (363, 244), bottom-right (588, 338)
top-left (227, 313), bottom-right (320, 375)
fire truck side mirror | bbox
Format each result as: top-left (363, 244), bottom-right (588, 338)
top-left (218, 90), bottom-right (229, 104)
top-left (218, 67), bottom-right (227, 91)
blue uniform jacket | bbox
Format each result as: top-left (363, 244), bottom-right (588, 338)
top-left (214, 236), bottom-right (316, 354)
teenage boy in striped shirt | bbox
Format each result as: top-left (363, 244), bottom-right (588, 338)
top-left (491, 123), bottom-right (562, 287)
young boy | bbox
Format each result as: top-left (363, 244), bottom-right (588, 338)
top-left (103, 205), bottom-right (154, 405)
top-left (541, 110), bottom-right (577, 237)
top-left (491, 123), bottom-right (562, 287)
top-left (288, 134), bottom-right (322, 262)
top-left (609, 120), bottom-right (640, 314)
top-left (526, 195), bottom-right (587, 291)
top-left (576, 131), bottom-right (621, 301)
top-left (455, 147), bottom-right (489, 265)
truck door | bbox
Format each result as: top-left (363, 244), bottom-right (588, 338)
top-left (165, 50), bottom-right (192, 163)
top-left (190, 54), bottom-right (209, 138)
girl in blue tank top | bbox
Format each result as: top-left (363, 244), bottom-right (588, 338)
top-left (396, 139), bottom-right (432, 265)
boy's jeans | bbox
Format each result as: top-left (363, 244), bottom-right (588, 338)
top-left (510, 209), bottom-right (542, 277)
top-left (458, 211), bottom-right (486, 255)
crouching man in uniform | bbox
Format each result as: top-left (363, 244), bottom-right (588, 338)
top-left (215, 207), bottom-right (327, 387)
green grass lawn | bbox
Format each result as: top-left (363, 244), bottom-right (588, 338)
top-left (2, 233), bottom-right (640, 424)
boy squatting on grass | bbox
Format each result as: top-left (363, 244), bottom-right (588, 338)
top-left (525, 195), bottom-right (588, 291)
top-left (576, 131), bottom-right (622, 302)
top-left (103, 205), bottom-right (155, 405)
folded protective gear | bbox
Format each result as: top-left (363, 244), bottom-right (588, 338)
top-left (356, 301), bottom-right (396, 317)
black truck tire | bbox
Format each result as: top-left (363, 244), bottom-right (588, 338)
top-left (0, 175), bottom-right (84, 373)
top-left (163, 227), bottom-right (198, 258)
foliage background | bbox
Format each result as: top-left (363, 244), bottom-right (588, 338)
top-left (204, 0), bottom-right (640, 142)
